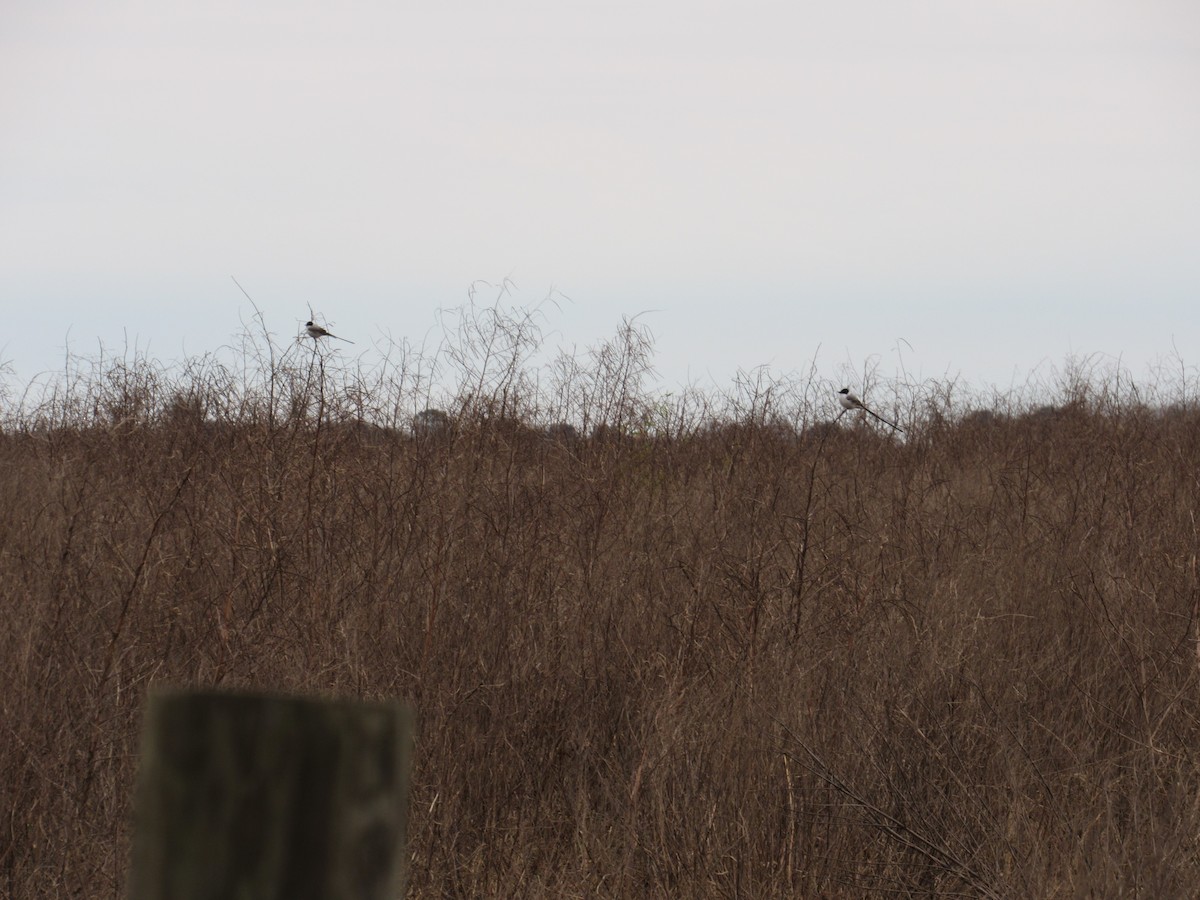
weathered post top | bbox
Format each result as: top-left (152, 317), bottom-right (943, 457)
top-left (128, 688), bottom-right (415, 900)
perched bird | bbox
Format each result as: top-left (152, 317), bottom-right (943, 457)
top-left (838, 388), bottom-right (903, 432)
top-left (305, 320), bottom-right (353, 343)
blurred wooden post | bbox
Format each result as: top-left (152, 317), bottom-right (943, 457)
top-left (128, 689), bottom-right (414, 900)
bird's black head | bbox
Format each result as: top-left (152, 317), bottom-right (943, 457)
top-left (838, 388), bottom-right (850, 394)
top-left (305, 321), bottom-right (314, 327)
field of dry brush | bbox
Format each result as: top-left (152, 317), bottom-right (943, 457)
top-left (3, 316), bottom-right (1199, 897)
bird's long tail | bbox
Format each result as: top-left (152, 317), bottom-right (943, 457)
top-left (864, 407), bottom-right (903, 433)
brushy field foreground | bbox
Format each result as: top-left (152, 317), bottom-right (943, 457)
top-left (3, 308), bottom-right (1200, 897)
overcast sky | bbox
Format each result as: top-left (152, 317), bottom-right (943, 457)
top-left (3, 0), bottom-right (1198, 399)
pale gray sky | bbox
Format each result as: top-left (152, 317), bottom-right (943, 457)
top-left (3, 0), bottom-right (1198, 396)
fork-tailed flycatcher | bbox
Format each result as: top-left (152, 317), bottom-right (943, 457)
top-left (305, 321), bottom-right (353, 343)
top-left (838, 388), bottom-right (903, 432)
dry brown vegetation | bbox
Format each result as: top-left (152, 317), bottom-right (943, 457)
top-left (3, 305), bottom-right (1200, 897)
